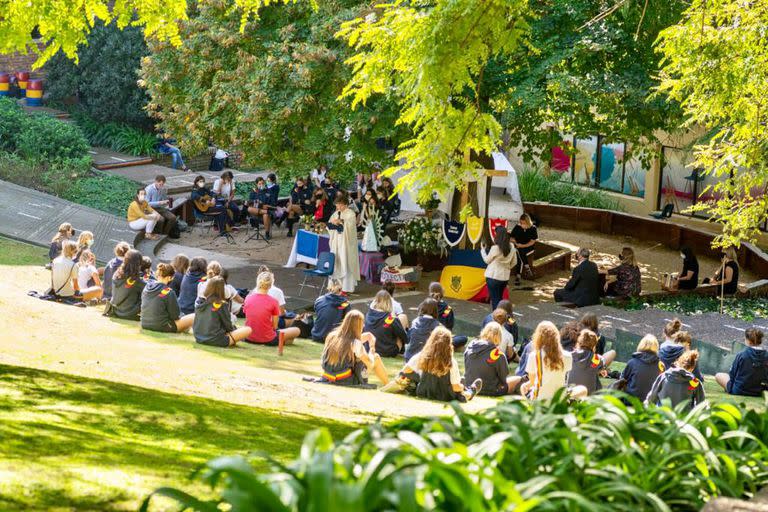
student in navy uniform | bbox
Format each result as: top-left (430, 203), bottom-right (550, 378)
top-left (320, 310), bottom-right (389, 386)
top-left (404, 298), bottom-right (441, 360)
top-left (566, 329), bottom-right (616, 395)
top-left (247, 177), bottom-right (277, 240)
top-left (103, 241), bottom-right (130, 300)
top-left (620, 334), bottom-right (666, 401)
top-left (659, 330), bottom-right (703, 382)
top-left (716, 328), bottom-right (768, 397)
top-left (646, 350), bottom-right (705, 410)
top-left (464, 322), bottom-right (516, 396)
top-left (109, 249), bottom-right (146, 320)
top-left (169, 253), bottom-right (189, 296)
top-left (141, 263), bottom-right (195, 333)
top-left (579, 312), bottom-right (606, 355)
top-left (178, 257), bottom-right (208, 315)
top-left (310, 280), bottom-right (350, 342)
top-left (364, 290), bottom-right (408, 357)
top-left (428, 282), bottom-right (468, 349)
top-left (559, 321), bottom-right (581, 352)
top-left (286, 176), bottom-right (313, 237)
top-left (193, 277), bottom-right (252, 348)
top-left (481, 299), bottom-right (518, 350)
top-left (400, 326), bottom-right (482, 402)
top-left (191, 175), bottom-right (233, 235)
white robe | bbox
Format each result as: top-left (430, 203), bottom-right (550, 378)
top-left (328, 207), bottom-right (360, 293)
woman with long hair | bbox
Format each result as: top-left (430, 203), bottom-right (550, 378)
top-left (707, 246), bottom-right (740, 295)
top-left (193, 277), bottom-right (252, 347)
top-left (321, 310), bottom-right (389, 386)
top-left (481, 226), bottom-right (517, 310)
top-left (76, 249), bottom-right (103, 301)
top-left (364, 289), bottom-right (408, 357)
top-left (109, 249), bottom-right (146, 320)
top-left (511, 213), bottom-right (538, 284)
top-left (605, 246), bottom-right (641, 297)
top-left (673, 246), bottom-right (699, 290)
top-left (521, 321), bottom-right (584, 399)
top-left (49, 222), bottom-right (74, 260)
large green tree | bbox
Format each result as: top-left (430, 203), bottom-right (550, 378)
top-left (141, 0), bottom-right (399, 180)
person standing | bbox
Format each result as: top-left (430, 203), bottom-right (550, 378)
top-left (144, 175), bottom-right (178, 237)
top-left (327, 193), bottom-right (360, 294)
top-left (553, 247), bottom-right (601, 307)
top-left (481, 226), bottom-right (517, 310)
top-left (511, 213), bottom-right (538, 285)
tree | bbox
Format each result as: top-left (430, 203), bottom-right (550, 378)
top-left (141, 0), bottom-right (400, 181)
top-left (657, 0), bottom-right (768, 247)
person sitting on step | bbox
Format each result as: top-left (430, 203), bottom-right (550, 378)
top-left (144, 175), bottom-right (178, 237)
top-left (156, 134), bottom-right (189, 171)
top-left (320, 310), bottom-right (389, 386)
top-left (193, 277), bottom-right (252, 347)
top-left (311, 280), bottom-right (350, 343)
top-left (141, 262), bottom-right (195, 333)
top-left (553, 247), bottom-right (601, 307)
top-left (74, 230), bottom-right (95, 262)
top-left (364, 290), bottom-right (409, 357)
top-left (127, 189), bottom-right (162, 241)
top-left (579, 312), bottom-right (607, 355)
top-left (716, 328), bottom-right (768, 397)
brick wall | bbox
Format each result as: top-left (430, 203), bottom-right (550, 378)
top-left (0, 43), bottom-right (47, 77)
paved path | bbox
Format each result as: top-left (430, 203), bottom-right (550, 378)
top-left (89, 147), bottom-right (153, 170)
top-left (100, 164), bottom-right (265, 194)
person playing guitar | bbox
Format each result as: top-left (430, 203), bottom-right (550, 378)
top-left (247, 177), bottom-right (278, 241)
top-left (191, 175), bottom-right (233, 235)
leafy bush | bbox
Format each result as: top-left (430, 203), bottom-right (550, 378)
top-left (61, 172), bottom-right (138, 216)
top-left (15, 114), bottom-right (90, 161)
top-left (142, 392), bottom-right (768, 511)
top-left (72, 110), bottom-right (158, 156)
top-left (0, 98), bottom-right (26, 151)
top-left (609, 295), bottom-right (768, 322)
top-left (518, 168), bottom-right (625, 211)
top-left (44, 22), bottom-right (152, 129)
top-left (0, 153), bottom-right (91, 196)
top-left (398, 216), bottom-right (444, 255)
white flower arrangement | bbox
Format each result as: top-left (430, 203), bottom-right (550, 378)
top-left (397, 217), bottom-right (445, 255)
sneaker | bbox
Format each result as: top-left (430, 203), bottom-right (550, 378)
top-left (469, 378), bottom-right (483, 399)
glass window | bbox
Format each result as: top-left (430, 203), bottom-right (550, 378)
top-left (660, 147), bottom-right (696, 213)
top-left (598, 141), bottom-right (625, 192)
top-left (622, 145), bottom-right (646, 198)
top-left (573, 136), bottom-right (598, 186)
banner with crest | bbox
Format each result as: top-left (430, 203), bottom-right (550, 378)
top-left (466, 216), bottom-right (484, 246)
top-left (442, 219), bottom-right (466, 247)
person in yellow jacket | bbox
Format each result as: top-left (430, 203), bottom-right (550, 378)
top-left (127, 189), bottom-right (162, 240)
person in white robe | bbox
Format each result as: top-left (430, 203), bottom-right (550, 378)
top-left (327, 194), bottom-right (360, 293)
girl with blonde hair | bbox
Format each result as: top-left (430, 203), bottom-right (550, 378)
top-left (464, 322), bottom-right (518, 396)
top-left (321, 310), bottom-right (389, 386)
top-left (242, 270), bottom-right (301, 351)
top-left (521, 321), bottom-right (583, 399)
top-left (49, 222), bottom-right (74, 260)
top-left (364, 289), bottom-right (408, 357)
top-left (75, 249), bottom-right (104, 301)
top-left (195, 260), bottom-right (243, 313)
top-left (74, 230), bottom-right (94, 262)
top-left (619, 334), bottom-right (665, 401)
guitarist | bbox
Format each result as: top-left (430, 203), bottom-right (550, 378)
top-left (247, 176), bottom-right (277, 241)
top-left (192, 175), bottom-right (233, 235)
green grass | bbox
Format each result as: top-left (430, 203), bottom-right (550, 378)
top-left (0, 237), bottom-right (48, 266)
top-left (61, 171), bottom-right (138, 217)
top-left (0, 364), bottom-right (354, 511)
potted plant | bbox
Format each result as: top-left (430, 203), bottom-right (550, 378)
top-left (397, 217), bottom-right (447, 271)
top-left (417, 194), bottom-right (441, 218)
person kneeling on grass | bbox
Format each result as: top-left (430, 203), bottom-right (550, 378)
top-left (520, 321), bottom-right (587, 400)
top-left (619, 334), bottom-right (665, 401)
top-left (716, 328), bottom-right (768, 397)
top-left (364, 290), bottom-right (409, 357)
top-left (646, 350), bottom-right (705, 411)
top-left (321, 310), bottom-right (389, 386)
top-left (311, 280), bottom-right (350, 343)
top-left (193, 277), bottom-right (252, 347)
top-left (109, 249), bottom-right (146, 320)
top-left (242, 270), bottom-right (301, 348)
top-left (566, 329), bottom-right (616, 396)
top-left (464, 322), bottom-right (517, 396)
top-left (141, 263), bottom-right (195, 333)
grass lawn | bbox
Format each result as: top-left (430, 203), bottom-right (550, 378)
top-left (0, 364), bottom-right (353, 512)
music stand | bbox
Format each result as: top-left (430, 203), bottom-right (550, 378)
top-left (244, 216), bottom-right (272, 245)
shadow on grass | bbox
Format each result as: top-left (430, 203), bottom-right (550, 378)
top-left (0, 364), bottom-right (355, 511)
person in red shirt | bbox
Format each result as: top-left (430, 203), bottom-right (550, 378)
top-left (243, 270), bottom-right (301, 350)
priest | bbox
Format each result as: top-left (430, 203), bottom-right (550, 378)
top-left (327, 193), bottom-right (360, 293)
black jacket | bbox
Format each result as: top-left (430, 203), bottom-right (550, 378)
top-left (102, 257), bottom-right (123, 299)
top-left (364, 309), bottom-right (408, 357)
top-left (658, 341), bottom-right (704, 381)
top-left (404, 315), bottom-right (441, 360)
top-left (558, 260), bottom-right (601, 307)
top-left (141, 281), bottom-right (181, 332)
top-left (567, 349), bottom-right (603, 395)
top-left (170, 271), bottom-right (184, 296)
top-left (110, 274), bottom-right (146, 320)
top-left (621, 350), bottom-right (665, 401)
top-left (727, 347), bottom-right (768, 397)
top-left (311, 293), bottom-right (350, 342)
top-left (436, 300), bottom-right (455, 330)
top-left (464, 339), bottom-right (509, 396)
top-left (646, 367), bottom-right (705, 411)
top-left (178, 271), bottom-right (206, 315)
top-left (193, 298), bottom-right (234, 347)
top-left (49, 240), bottom-right (63, 261)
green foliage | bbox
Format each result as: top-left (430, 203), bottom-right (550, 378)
top-left (657, 1), bottom-right (768, 248)
top-left (61, 172), bottom-right (140, 216)
top-left (0, 98), bottom-right (27, 152)
top-left (44, 22), bottom-right (153, 129)
top-left (518, 167), bottom-right (624, 211)
top-left (0, 152), bottom-right (92, 197)
top-left (609, 295), bottom-right (768, 323)
top-left (71, 110), bottom-right (158, 156)
top-left (15, 114), bottom-right (90, 161)
top-left (144, 392), bottom-right (768, 511)
top-left (397, 217), bottom-right (444, 256)
top-left (338, 0), bottom-right (530, 203)
top-left (141, 0), bottom-right (398, 183)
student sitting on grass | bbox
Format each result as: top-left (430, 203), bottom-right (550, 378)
top-left (398, 326), bottom-right (482, 402)
top-left (490, 308), bottom-right (516, 360)
top-left (169, 254), bottom-right (189, 295)
top-left (50, 241), bottom-right (80, 299)
top-left (659, 329), bottom-right (704, 382)
top-left (716, 328), bottom-right (768, 397)
top-left (559, 321), bottom-right (581, 352)
top-left (364, 290), bottom-right (409, 357)
top-left (661, 318), bottom-right (682, 345)
top-left (74, 230), bottom-right (95, 262)
top-left (566, 329), bottom-right (615, 396)
top-left (646, 350), bottom-right (705, 410)
top-left (404, 298), bottom-right (441, 360)
top-left (520, 321), bottom-right (586, 400)
top-left (428, 282), bottom-right (469, 349)
top-left (178, 257), bottom-right (207, 315)
top-left (49, 222), bottom-right (74, 261)
top-left (464, 322), bottom-right (516, 396)
top-left (193, 277), bottom-right (252, 347)
top-left (619, 334), bottom-right (665, 401)
top-left (141, 256), bottom-right (154, 282)
top-left (255, 265), bottom-right (294, 328)
top-left (75, 249), bottom-right (103, 302)
top-left (311, 280), bottom-right (350, 342)
top-left (579, 312), bottom-right (607, 355)
top-left (242, 271), bottom-right (301, 347)
top-left (103, 242), bottom-right (130, 300)
top-left (109, 249), bottom-right (146, 320)
top-left (482, 300), bottom-right (518, 348)
top-left (197, 261), bottom-right (243, 315)
top-left (141, 263), bottom-right (195, 333)
top-left (320, 310), bottom-right (389, 386)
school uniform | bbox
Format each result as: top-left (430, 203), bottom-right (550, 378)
top-left (620, 350), bottom-right (665, 401)
top-left (404, 315), bottom-right (440, 360)
top-left (193, 298), bottom-right (234, 347)
top-left (481, 313), bottom-right (519, 346)
top-left (436, 300), bottom-right (455, 330)
top-left (726, 346), bottom-right (768, 397)
top-left (291, 184), bottom-right (314, 214)
top-left (192, 186), bottom-right (230, 232)
top-left (464, 339), bottom-right (510, 396)
top-left (658, 342), bottom-right (704, 381)
top-left (364, 309), bottom-right (408, 357)
top-left (311, 293), bottom-right (350, 342)
top-left (169, 271), bottom-right (184, 296)
top-left (646, 367), bottom-right (705, 410)
top-left (321, 339), bottom-right (368, 386)
top-left (141, 281), bottom-right (181, 333)
top-left (110, 274), bottom-right (146, 320)
top-left (178, 271), bottom-right (207, 315)
top-left (567, 349), bottom-right (604, 395)
top-left (406, 351), bottom-right (463, 402)
top-left (102, 257), bottom-right (123, 299)
top-left (49, 240), bottom-right (64, 261)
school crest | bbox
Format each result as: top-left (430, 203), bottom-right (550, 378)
top-left (486, 348), bottom-right (502, 364)
top-left (442, 306), bottom-right (452, 318)
top-left (125, 277), bottom-right (136, 288)
top-left (687, 378), bottom-right (700, 391)
top-left (338, 301), bottom-right (349, 310)
top-left (590, 354), bottom-right (601, 368)
top-left (211, 301), bottom-right (223, 312)
top-left (450, 275), bottom-right (462, 293)
top-left (442, 219), bottom-right (466, 247)
top-left (383, 315), bottom-right (394, 327)
top-left (159, 287), bottom-right (172, 297)
top-left (658, 361), bottom-right (665, 373)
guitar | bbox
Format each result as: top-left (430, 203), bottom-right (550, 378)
top-left (194, 193), bottom-right (214, 213)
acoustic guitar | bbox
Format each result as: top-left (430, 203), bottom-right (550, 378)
top-left (194, 193), bottom-right (213, 213)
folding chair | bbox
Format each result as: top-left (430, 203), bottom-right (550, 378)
top-left (192, 209), bottom-right (216, 234)
top-left (650, 203), bottom-right (674, 220)
top-left (298, 252), bottom-right (335, 297)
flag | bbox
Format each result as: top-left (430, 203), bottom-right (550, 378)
top-left (439, 249), bottom-right (511, 303)
top-left (488, 218), bottom-right (508, 235)
top-left (442, 219), bottom-right (465, 247)
top-left (466, 216), bottom-right (484, 246)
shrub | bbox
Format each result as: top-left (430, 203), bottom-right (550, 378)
top-left (518, 168), bottom-right (625, 211)
top-left (142, 392), bottom-right (768, 511)
top-left (71, 110), bottom-right (158, 156)
top-left (0, 153), bottom-right (91, 197)
top-left (609, 295), bottom-right (768, 322)
top-left (61, 172), bottom-right (137, 216)
top-left (0, 98), bottom-right (26, 152)
top-left (15, 114), bottom-right (90, 161)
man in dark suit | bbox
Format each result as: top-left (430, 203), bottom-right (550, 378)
top-left (554, 247), bottom-right (601, 307)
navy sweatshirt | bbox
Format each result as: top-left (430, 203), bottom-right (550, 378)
top-left (481, 313), bottom-right (519, 346)
top-left (364, 309), bottom-right (408, 357)
top-left (727, 347), bottom-right (768, 397)
top-left (311, 293), bottom-right (350, 342)
top-left (646, 367), bottom-right (705, 411)
top-left (621, 350), bottom-right (665, 401)
top-left (436, 300), bottom-right (455, 330)
top-left (404, 315), bottom-right (440, 360)
top-left (102, 257), bottom-right (123, 299)
top-left (659, 341), bottom-right (704, 382)
top-left (464, 339), bottom-right (509, 396)
top-left (178, 271), bottom-right (206, 315)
